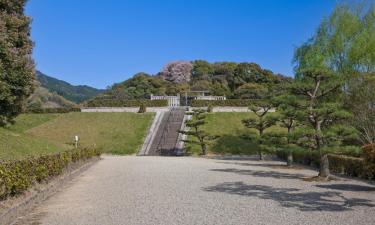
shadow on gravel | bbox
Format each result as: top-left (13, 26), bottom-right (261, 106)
top-left (203, 182), bottom-right (375, 211)
top-left (210, 168), bottom-right (305, 180)
top-left (216, 161), bottom-right (287, 169)
top-left (315, 184), bottom-right (375, 192)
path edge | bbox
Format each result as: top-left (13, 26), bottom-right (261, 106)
top-left (0, 157), bottom-right (100, 225)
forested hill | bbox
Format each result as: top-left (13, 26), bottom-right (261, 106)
top-left (36, 71), bottom-right (104, 103)
top-left (91, 60), bottom-right (292, 102)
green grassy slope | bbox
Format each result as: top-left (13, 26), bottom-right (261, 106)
top-left (0, 114), bottom-right (62, 160)
top-left (187, 112), bottom-right (283, 155)
top-left (27, 112), bottom-right (154, 155)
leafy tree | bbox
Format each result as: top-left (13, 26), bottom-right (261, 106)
top-left (242, 101), bottom-right (278, 160)
top-left (0, 0), bottom-right (35, 126)
top-left (179, 109), bottom-right (218, 155)
top-left (234, 83), bottom-right (268, 99)
top-left (233, 63), bottom-right (273, 89)
top-left (160, 61), bottom-right (193, 83)
top-left (192, 60), bottom-right (214, 80)
top-left (345, 74), bottom-right (375, 145)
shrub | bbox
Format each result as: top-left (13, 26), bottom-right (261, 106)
top-left (0, 148), bottom-right (100, 200)
top-left (25, 107), bottom-right (81, 114)
top-left (138, 103), bottom-right (147, 113)
top-left (207, 104), bottom-right (213, 113)
top-left (363, 143), bottom-right (375, 163)
top-left (85, 99), bottom-right (168, 107)
top-left (276, 148), bottom-right (375, 180)
top-left (190, 99), bottom-right (254, 107)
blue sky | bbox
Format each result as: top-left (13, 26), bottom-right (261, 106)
top-left (26, 0), bottom-right (336, 89)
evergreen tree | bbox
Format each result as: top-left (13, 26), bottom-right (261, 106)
top-left (242, 100), bottom-right (279, 160)
top-left (179, 109), bottom-right (218, 155)
top-left (274, 94), bottom-right (303, 166)
top-left (0, 0), bottom-right (35, 126)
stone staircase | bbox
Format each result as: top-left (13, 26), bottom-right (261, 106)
top-left (147, 108), bottom-right (186, 156)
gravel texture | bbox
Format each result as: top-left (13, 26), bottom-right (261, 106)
top-left (14, 156), bottom-right (375, 225)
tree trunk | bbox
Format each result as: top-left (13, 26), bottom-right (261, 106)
top-left (315, 121), bottom-right (330, 178)
top-left (287, 151), bottom-right (293, 166)
top-left (258, 150), bottom-right (263, 160)
top-left (259, 129), bottom-right (263, 160)
top-left (286, 126), bottom-right (293, 166)
top-left (201, 143), bottom-right (207, 155)
top-left (318, 153), bottom-right (330, 178)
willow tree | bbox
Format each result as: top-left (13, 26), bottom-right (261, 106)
top-left (0, 0), bottom-right (35, 126)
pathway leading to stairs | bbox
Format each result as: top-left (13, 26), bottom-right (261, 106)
top-left (15, 156), bottom-right (375, 225)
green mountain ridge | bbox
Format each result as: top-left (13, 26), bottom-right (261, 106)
top-left (36, 71), bottom-right (104, 103)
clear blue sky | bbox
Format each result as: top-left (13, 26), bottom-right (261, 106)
top-left (26, 0), bottom-right (336, 89)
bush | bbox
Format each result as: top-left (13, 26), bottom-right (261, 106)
top-left (86, 99), bottom-right (168, 107)
top-left (25, 107), bottom-right (81, 114)
top-left (363, 143), bottom-right (375, 163)
top-left (276, 148), bottom-right (375, 180)
top-left (207, 104), bottom-right (213, 113)
top-left (138, 103), bottom-right (147, 113)
top-left (0, 148), bottom-right (100, 200)
top-left (190, 99), bottom-right (254, 107)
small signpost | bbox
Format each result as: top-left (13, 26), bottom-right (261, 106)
top-left (74, 135), bottom-right (79, 149)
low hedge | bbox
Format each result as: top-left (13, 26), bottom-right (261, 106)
top-left (0, 148), bottom-right (100, 200)
top-left (25, 107), bottom-right (81, 114)
top-left (86, 99), bottom-right (168, 107)
top-left (276, 149), bottom-right (375, 180)
top-left (190, 99), bottom-right (254, 107)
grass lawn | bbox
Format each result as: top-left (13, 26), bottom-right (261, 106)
top-left (0, 114), bottom-right (62, 160)
top-left (27, 112), bottom-right (154, 155)
top-left (186, 112), bottom-right (284, 155)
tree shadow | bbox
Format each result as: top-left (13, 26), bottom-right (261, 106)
top-left (315, 184), bottom-right (375, 192)
top-left (203, 182), bottom-right (375, 211)
top-left (210, 168), bottom-right (306, 180)
top-left (210, 134), bottom-right (259, 155)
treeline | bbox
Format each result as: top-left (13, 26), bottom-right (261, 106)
top-left (89, 61), bottom-right (291, 103)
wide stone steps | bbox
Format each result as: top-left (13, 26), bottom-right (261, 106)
top-left (147, 108), bottom-right (185, 156)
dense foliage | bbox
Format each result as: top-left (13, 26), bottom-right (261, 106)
top-left (279, 2), bottom-right (375, 178)
top-left (37, 71), bottom-right (104, 103)
top-left (0, 148), bottom-right (100, 200)
top-left (0, 0), bottom-right (35, 126)
top-left (89, 61), bottom-right (291, 104)
top-left (85, 98), bottom-right (167, 107)
top-left (276, 149), bottom-right (375, 180)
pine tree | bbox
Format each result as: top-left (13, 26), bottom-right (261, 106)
top-left (274, 94), bottom-right (303, 166)
top-left (242, 100), bottom-right (279, 160)
top-left (179, 109), bottom-right (217, 155)
top-left (290, 70), bottom-right (351, 178)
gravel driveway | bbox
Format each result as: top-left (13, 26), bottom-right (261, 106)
top-left (15, 156), bottom-right (375, 225)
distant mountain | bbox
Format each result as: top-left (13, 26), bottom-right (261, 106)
top-left (36, 71), bottom-right (104, 103)
top-left (26, 80), bottom-right (77, 109)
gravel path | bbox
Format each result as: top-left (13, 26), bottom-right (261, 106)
top-left (15, 156), bottom-right (375, 225)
